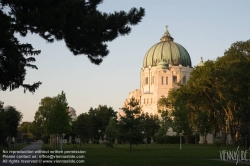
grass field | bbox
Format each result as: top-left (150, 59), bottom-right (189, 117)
top-left (41, 143), bottom-right (250, 166)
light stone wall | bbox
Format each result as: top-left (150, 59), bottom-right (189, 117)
top-left (122, 64), bottom-right (193, 139)
top-left (123, 65), bottom-right (192, 115)
top-left (139, 65), bottom-right (192, 115)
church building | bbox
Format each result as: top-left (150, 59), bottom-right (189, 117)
top-left (122, 26), bottom-right (199, 115)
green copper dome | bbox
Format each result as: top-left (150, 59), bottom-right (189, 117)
top-left (143, 26), bottom-right (192, 68)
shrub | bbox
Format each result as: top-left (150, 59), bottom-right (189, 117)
top-left (105, 142), bottom-right (114, 148)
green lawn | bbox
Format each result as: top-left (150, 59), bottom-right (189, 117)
top-left (41, 143), bottom-right (250, 166)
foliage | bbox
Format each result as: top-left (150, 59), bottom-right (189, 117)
top-left (0, 0), bottom-right (145, 92)
top-left (157, 95), bottom-right (172, 113)
top-left (119, 97), bottom-right (143, 150)
top-left (19, 122), bottom-right (31, 134)
top-left (18, 121), bottom-right (36, 141)
top-left (74, 113), bottom-right (92, 143)
top-left (156, 96), bottom-right (173, 143)
top-left (105, 118), bottom-right (118, 147)
top-left (88, 105), bottom-right (117, 140)
top-left (72, 105), bottom-right (116, 144)
top-left (167, 39), bottom-right (250, 145)
top-left (33, 96), bottom-right (55, 139)
top-left (0, 10), bottom-right (41, 93)
top-left (0, 101), bottom-right (5, 145)
top-left (33, 91), bottom-right (71, 141)
top-left (141, 113), bottom-right (160, 143)
top-left (0, 103), bottom-right (23, 146)
top-left (155, 127), bottom-right (168, 144)
top-left (3, 106), bottom-right (23, 137)
top-left (47, 91), bottom-right (71, 135)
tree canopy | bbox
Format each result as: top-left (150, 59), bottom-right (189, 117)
top-left (167, 40), bottom-right (250, 144)
top-left (0, 104), bottom-right (23, 146)
top-left (119, 97), bottom-right (143, 150)
top-left (33, 91), bottom-right (71, 142)
top-left (0, 0), bottom-right (145, 93)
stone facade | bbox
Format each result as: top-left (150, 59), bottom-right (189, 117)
top-left (122, 26), bottom-right (193, 116)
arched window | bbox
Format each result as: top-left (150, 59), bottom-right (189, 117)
top-left (173, 76), bottom-right (177, 83)
top-left (145, 77), bottom-right (148, 85)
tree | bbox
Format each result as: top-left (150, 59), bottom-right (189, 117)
top-left (157, 96), bottom-right (173, 144)
top-left (47, 91), bottom-right (71, 135)
top-left (0, 9), bottom-right (41, 93)
top-left (0, 0), bottom-right (145, 93)
top-left (214, 40), bottom-right (250, 144)
top-left (0, 101), bottom-right (6, 146)
top-left (74, 113), bottom-right (92, 145)
top-left (33, 96), bottom-right (55, 141)
top-left (119, 97), bottom-right (143, 151)
top-left (19, 122), bottom-right (31, 135)
top-left (167, 88), bottom-right (193, 143)
top-left (176, 39), bottom-right (250, 144)
top-left (0, 105), bottom-right (23, 146)
top-left (18, 121), bottom-right (35, 141)
top-left (33, 91), bottom-right (71, 142)
top-left (88, 105), bottom-right (117, 141)
top-left (105, 118), bottom-right (118, 147)
top-left (141, 113), bottom-right (160, 144)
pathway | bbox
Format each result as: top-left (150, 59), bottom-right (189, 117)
top-left (1, 141), bottom-right (43, 166)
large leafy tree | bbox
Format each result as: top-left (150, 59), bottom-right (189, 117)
top-left (74, 113), bottom-right (92, 144)
top-left (0, 104), bottom-right (23, 146)
top-left (167, 90), bottom-right (193, 143)
top-left (141, 113), bottom-right (160, 144)
top-left (72, 105), bottom-right (116, 144)
top-left (105, 118), bottom-right (118, 147)
top-left (175, 39), bottom-right (250, 144)
top-left (119, 97), bottom-right (143, 151)
top-left (47, 91), bottom-right (71, 135)
top-left (33, 91), bottom-right (71, 142)
top-left (0, 101), bottom-right (6, 146)
top-left (88, 105), bottom-right (117, 140)
top-left (0, 0), bottom-right (145, 93)
top-left (214, 40), bottom-right (250, 144)
top-left (157, 96), bottom-right (173, 144)
top-left (33, 96), bottom-right (55, 140)
top-left (18, 121), bottom-right (36, 141)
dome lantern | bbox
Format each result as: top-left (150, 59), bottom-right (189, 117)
top-left (160, 25), bottom-right (174, 42)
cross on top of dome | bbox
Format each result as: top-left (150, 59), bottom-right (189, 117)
top-left (161, 25), bottom-right (174, 42)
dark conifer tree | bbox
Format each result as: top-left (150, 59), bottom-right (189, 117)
top-left (0, 0), bottom-right (145, 92)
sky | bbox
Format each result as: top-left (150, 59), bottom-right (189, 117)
top-left (1, 0), bottom-right (250, 122)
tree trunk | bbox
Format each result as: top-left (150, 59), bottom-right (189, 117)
top-left (203, 134), bottom-right (207, 144)
top-left (185, 135), bottom-right (189, 144)
top-left (231, 133), bottom-right (236, 145)
top-left (221, 130), bottom-right (226, 144)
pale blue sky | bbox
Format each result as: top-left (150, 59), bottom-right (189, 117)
top-left (1, 0), bottom-right (250, 122)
